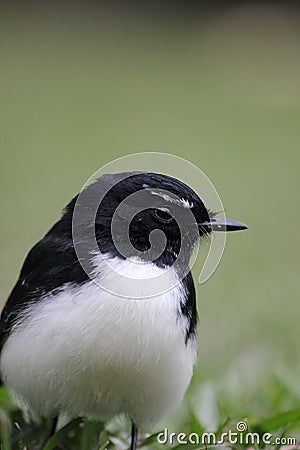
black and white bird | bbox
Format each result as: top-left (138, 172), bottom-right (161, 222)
top-left (0, 172), bottom-right (247, 449)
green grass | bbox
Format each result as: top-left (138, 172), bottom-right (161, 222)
top-left (0, 4), bottom-right (299, 449)
top-left (1, 374), bottom-right (299, 449)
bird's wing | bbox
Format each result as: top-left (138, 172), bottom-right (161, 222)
top-left (180, 271), bottom-right (198, 344)
top-left (0, 232), bottom-right (87, 352)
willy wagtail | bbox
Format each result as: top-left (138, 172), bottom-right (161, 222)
top-left (0, 172), bottom-right (247, 449)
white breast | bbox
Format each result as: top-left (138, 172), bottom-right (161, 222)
top-left (0, 257), bottom-right (197, 428)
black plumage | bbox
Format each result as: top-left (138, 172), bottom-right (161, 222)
top-left (0, 172), bottom-right (211, 353)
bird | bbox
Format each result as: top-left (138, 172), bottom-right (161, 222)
top-left (0, 172), bottom-right (247, 449)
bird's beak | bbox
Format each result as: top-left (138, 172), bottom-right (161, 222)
top-left (201, 217), bottom-right (248, 232)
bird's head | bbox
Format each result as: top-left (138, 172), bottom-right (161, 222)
top-left (82, 172), bottom-right (248, 269)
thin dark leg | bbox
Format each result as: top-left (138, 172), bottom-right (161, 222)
top-left (130, 421), bottom-right (138, 450)
top-left (49, 415), bottom-right (58, 438)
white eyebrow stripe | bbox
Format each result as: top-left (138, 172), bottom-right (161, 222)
top-left (150, 191), bottom-right (194, 208)
top-left (180, 198), bottom-right (194, 208)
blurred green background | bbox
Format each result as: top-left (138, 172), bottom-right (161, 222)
top-left (0, 1), bottom-right (299, 446)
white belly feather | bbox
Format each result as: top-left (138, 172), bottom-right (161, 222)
top-left (0, 258), bottom-right (197, 427)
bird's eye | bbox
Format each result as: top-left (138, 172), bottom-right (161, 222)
top-left (154, 207), bottom-right (173, 224)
